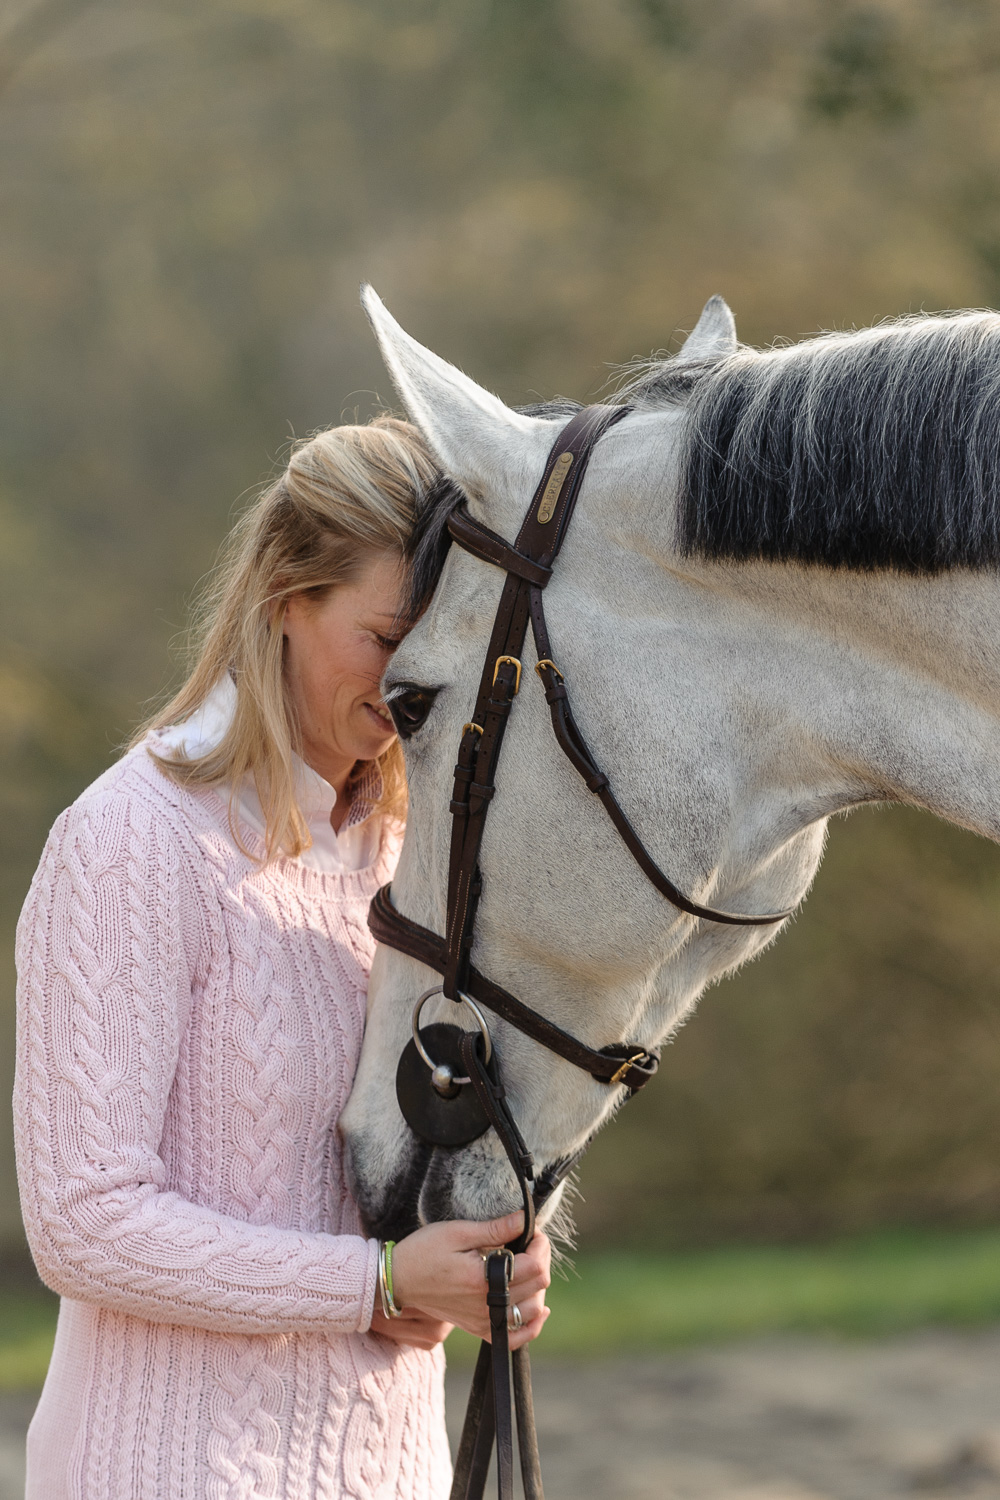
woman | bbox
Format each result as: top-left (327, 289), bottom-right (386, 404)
top-left (14, 416), bottom-right (551, 1500)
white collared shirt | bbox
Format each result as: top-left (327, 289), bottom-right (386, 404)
top-left (155, 676), bottom-right (383, 873)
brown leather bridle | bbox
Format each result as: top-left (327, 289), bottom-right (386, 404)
top-left (368, 405), bottom-right (795, 1500)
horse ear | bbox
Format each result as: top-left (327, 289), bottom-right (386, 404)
top-left (675, 295), bottom-right (737, 363)
top-left (361, 286), bottom-right (548, 500)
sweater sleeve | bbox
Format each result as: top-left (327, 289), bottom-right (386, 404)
top-left (13, 786), bottom-right (380, 1336)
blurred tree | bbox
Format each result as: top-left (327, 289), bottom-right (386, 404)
top-left (807, 8), bottom-right (915, 121)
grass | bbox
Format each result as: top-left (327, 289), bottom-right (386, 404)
top-left (0, 1286), bottom-right (58, 1391)
top-left (445, 1224), bottom-right (1000, 1364)
top-left (6, 1225), bottom-right (1000, 1387)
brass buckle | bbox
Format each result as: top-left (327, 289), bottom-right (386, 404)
top-left (610, 1050), bottom-right (649, 1086)
top-left (492, 655), bottom-right (522, 694)
top-left (535, 658), bottom-right (563, 681)
top-left (462, 722), bottom-right (484, 737)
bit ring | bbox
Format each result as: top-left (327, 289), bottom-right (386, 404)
top-left (411, 985), bottom-right (493, 1083)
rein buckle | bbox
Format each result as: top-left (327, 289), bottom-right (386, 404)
top-left (492, 655), bottom-right (522, 694)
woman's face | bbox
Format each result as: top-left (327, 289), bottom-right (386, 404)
top-left (282, 549), bottom-right (408, 791)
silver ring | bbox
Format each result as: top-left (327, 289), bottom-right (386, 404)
top-left (509, 1305), bottom-right (522, 1331)
top-left (411, 985), bottom-right (493, 1078)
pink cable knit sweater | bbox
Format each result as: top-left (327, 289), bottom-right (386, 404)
top-left (14, 741), bottom-right (452, 1500)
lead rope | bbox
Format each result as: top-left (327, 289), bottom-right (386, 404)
top-left (449, 1030), bottom-right (542, 1500)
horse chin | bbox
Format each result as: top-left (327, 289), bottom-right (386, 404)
top-left (347, 1126), bottom-right (572, 1239)
top-left (345, 1135), bottom-right (433, 1242)
top-left (416, 1146), bottom-right (521, 1226)
top-left (352, 1142), bottom-right (516, 1237)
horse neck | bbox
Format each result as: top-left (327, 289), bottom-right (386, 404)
top-left (681, 555), bottom-right (1000, 840)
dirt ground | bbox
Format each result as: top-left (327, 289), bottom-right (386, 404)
top-left (3, 1328), bottom-right (1000, 1498)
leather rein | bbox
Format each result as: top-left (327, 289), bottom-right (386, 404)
top-left (368, 405), bottom-right (795, 1500)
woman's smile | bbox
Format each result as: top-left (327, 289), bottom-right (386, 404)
top-left (282, 549), bottom-right (408, 817)
top-left (365, 699), bottom-right (394, 728)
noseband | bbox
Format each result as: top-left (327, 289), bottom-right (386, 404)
top-left (368, 405), bottom-right (795, 1500)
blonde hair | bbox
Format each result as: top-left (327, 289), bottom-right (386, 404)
top-left (141, 416), bottom-right (439, 860)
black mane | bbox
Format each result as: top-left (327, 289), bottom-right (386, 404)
top-left (675, 312), bottom-right (1000, 573)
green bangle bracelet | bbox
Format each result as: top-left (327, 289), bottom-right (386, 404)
top-left (377, 1239), bottom-right (403, 1319)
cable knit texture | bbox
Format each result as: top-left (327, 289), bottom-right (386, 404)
top-left (14, 740), bottom-right (451, 1499)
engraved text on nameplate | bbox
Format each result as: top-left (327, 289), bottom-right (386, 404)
top-left (537, 451), bottom-right (574, 524)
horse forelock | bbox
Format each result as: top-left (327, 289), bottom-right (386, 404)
top-left (675, 311), bottom-right (1000, 574)
top-left (405, 472), bottom-right (462, 622)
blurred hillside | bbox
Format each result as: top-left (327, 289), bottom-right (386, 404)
top-left (3, 0), bottom-right (1000, 1248)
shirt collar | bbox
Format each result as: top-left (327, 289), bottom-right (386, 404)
top-left (161, 675), bottom-right (384, 829)
top-left (294, 758), bottom-right (339, 824)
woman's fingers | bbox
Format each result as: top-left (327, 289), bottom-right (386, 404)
top-left (444, 1286), bottom-right (549, 1344)
top-left (506, 1288), bottom-right (547, 1333)
top-left (510, 1235), bottom-right (551, 1299)
top-left (383, 1325), bottom-right (448, 1350)
top-left (461, 1287), bottom-right (548, 1346)
top-left (509, 1264), bottom-right (549, 1298)
top-left (370, 1305), bottom-right (454, 1348)
top-left (408, 1319), bottom-right (452, 1347)
top-left (509, 1304), bottom-right (550, 1351)
top-left (443, 1210), bottom-right (527, 1253)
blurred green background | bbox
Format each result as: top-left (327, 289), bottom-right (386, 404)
top-left (3, 0), bottom-right (1000, 1282)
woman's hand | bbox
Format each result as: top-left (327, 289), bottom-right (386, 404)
top-left (369, 1305), bottom-right (454, 1350)
top-left (388, 1211), bottom-right (551, 1352)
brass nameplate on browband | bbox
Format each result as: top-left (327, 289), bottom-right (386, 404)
top-left (536, 451), bottom-right (574, 524)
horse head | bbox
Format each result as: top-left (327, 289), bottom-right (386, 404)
top-left (341, 291), bottom-right (1000, 1239)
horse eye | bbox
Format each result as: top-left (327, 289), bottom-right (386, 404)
top-left (388, 684), bottom-right (439, 739)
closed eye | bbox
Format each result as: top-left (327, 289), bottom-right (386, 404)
top-left (385, 683), bottom-right (440, 739)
